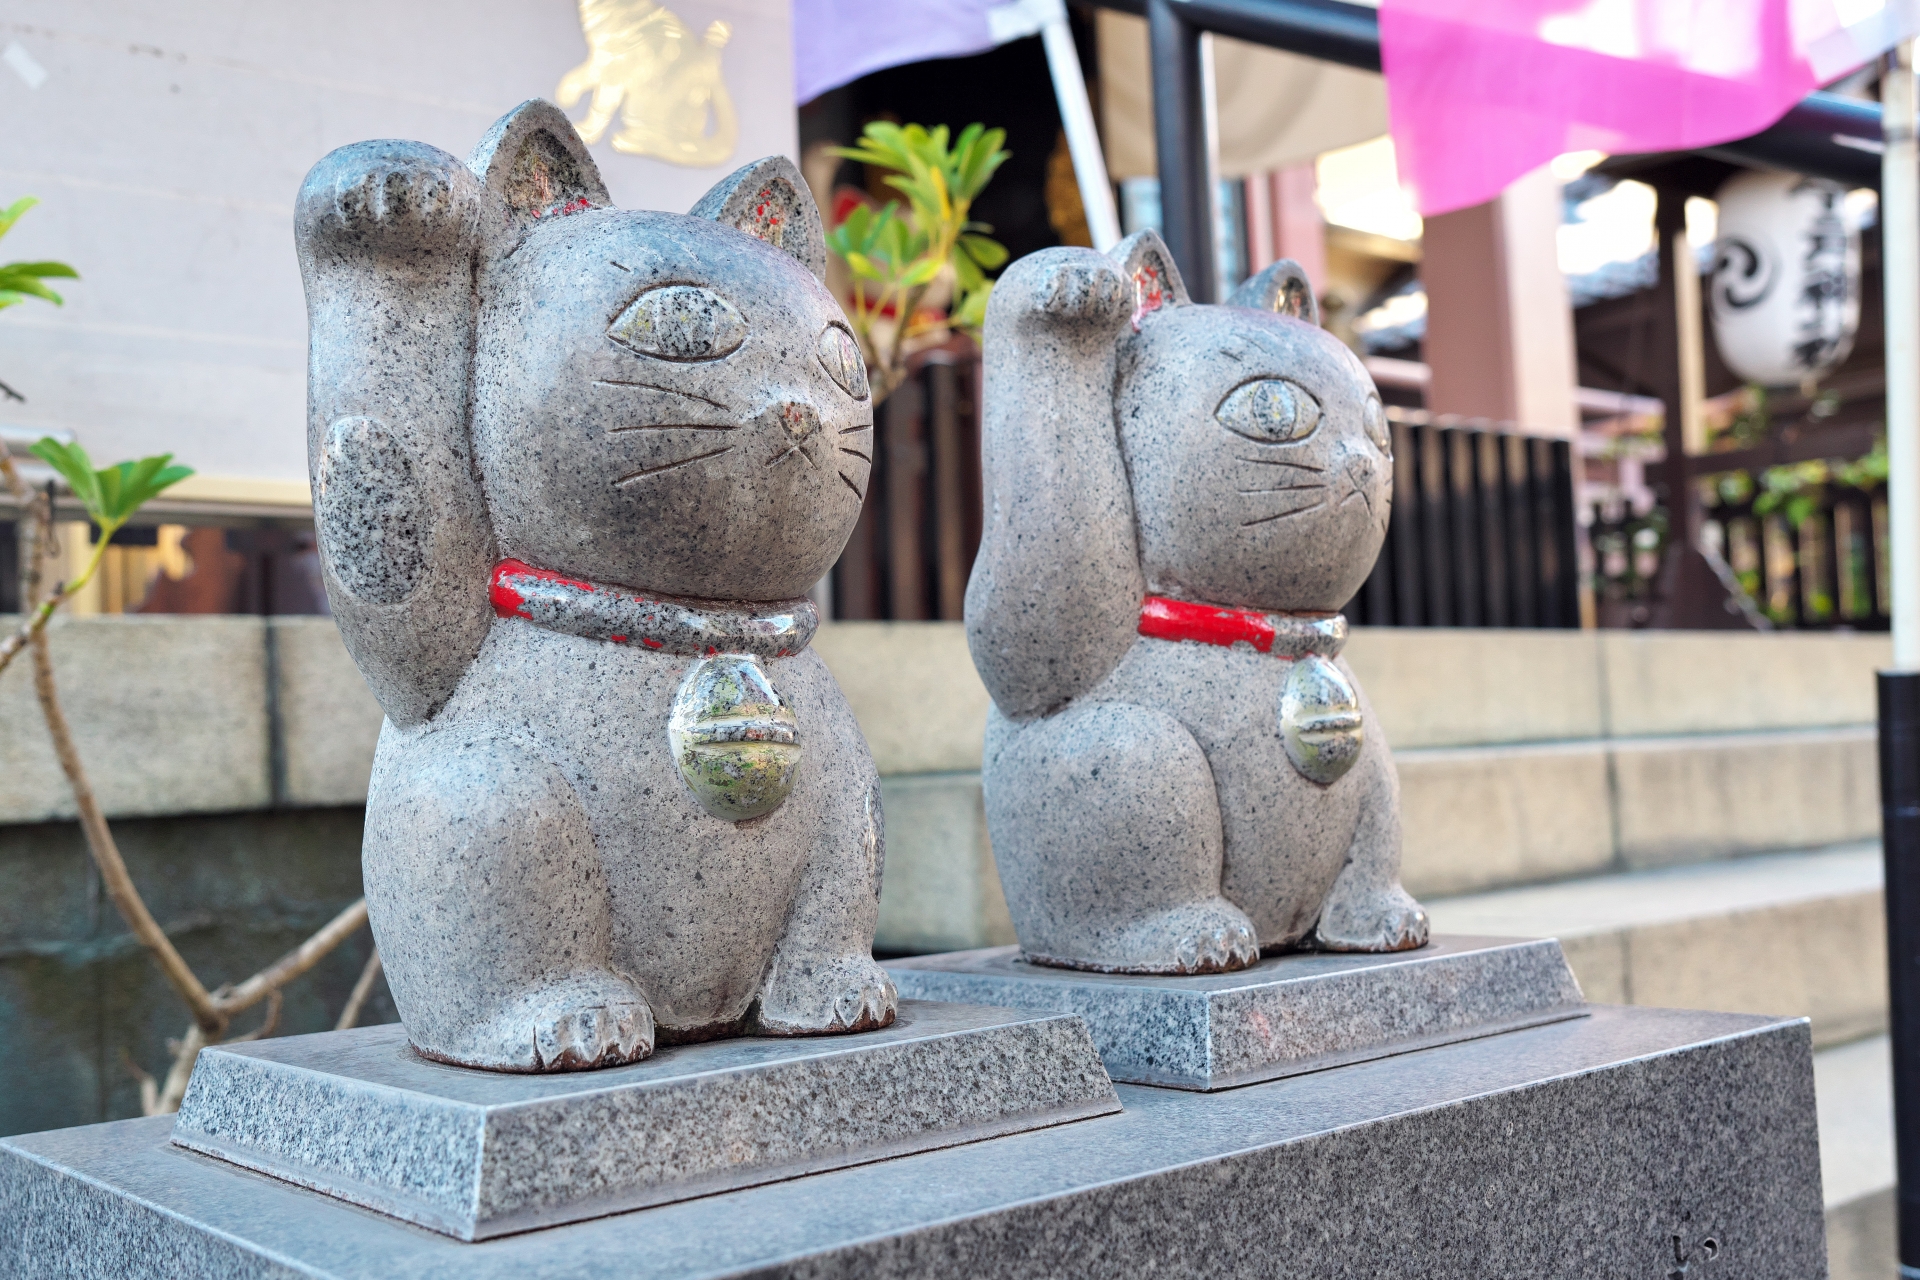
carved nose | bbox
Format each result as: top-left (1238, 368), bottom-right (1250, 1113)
top-left (763, 400), bottom-right (821, 442)
top-left (1347, 450), bottom-right (1387, 491)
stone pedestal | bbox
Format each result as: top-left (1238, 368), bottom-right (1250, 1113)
top-left (887, 935), bottom-right (1584, 1089)
top-left (167, 1001), bottom-right (1119, 1240)
top-left (2, 1005), bottom-right (1823, 1278)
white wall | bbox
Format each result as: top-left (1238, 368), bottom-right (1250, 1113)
top-left (0, 1), bottom-right (795, 493)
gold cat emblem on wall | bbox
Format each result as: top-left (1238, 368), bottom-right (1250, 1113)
top-left (557, 0), bottom-right (739, 168)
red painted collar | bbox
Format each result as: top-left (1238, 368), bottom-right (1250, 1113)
top-left (490, 560), bottom-right (815, 659)
top-left (1138, 595), bottom-right (1345, 658)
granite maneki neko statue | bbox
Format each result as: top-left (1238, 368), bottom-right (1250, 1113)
top-left (965, 231), bottom-right (1430, 976)
top-left (298, 99), bottom-right (894, 1072)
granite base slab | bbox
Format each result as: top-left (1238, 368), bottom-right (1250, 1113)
top-left (165, 1000), bottom-right (1119, 1240)
top-left (886, 934), bottom-right (1585, 1089)
top-left (0, 1005), bottom-right (1823, 1279)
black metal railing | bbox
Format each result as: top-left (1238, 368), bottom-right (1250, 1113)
top-left (831, 342), bottom-right (984, 621)
top-left (833, 367), bottom-right (1583, 628)
top-left (1344, 419), bottom-right (1582, 628)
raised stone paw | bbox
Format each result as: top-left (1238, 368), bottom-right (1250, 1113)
top-left (533, 999), bottom-right (655, 1071)
top-left (299, 141), bottom-right (476, 255)
top-left (753, 952), bottom-right (899, 1036)
top-left (1035, 254), bottom-right (1131, 327)
top-left (1313, 887), bottom-right (1431, 954)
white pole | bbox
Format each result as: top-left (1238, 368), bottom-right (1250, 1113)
top-left (987, 0), bottom-right (1123, 251)
top-left (1039, 14), bottom-right (1124, 251)
top-left (1889, 40), bottom-right (1920, 669)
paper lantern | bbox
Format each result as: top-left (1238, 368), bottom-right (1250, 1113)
top-left (1708, 170), bottom-right (1860, 387)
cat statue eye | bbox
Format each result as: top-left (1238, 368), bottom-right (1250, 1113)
top-left (818, 325), bottom-right (870, 400)
top-left (1216, 377), bottom-right (1322, 443)
top-left (1362, 395), bottom-right (1391, 454)
top-left (609, 283), bottom-right (747, 361)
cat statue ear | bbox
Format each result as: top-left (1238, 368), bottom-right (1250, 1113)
top-left (692, 156), bottom-right (829, 283)
top-left (468, 99), bottom-right (612, 262)
top-left (1109, 230), bottom-right (1190, 324)
top-left (1229, 258), bottom-right (1320, 326)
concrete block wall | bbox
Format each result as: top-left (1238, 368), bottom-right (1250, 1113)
top-left (815, 623), bottom-right (1888, 950)
top-left (0, 615), bottom-right (383, 823)
top-left (0, 617), bottom-right (1884, 953)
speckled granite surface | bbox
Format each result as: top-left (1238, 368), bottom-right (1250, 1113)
top-left (0, 1005), bottom-right (1821, 1279)
top-left (888, 934), bottom-right (1585, 1089)
top-left (163, 1000), bottom-right (1118, 1240)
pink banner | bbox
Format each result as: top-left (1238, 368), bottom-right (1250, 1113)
top-left (1380, 0), bottom-right (1916, 215)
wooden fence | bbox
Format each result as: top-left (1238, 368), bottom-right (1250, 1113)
top-left (1700, 480), bottom-right (1889, 630)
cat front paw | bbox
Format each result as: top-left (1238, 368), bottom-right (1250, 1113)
top-left (1025, 899), bottom-right (1260, 975)
top-left (1035, 255), bottom-right (1131, 327)
top-left (1172, 916), bottom-right (1262, 974)
top-left (753, 952), bottom-right (898, 1036)
top-left (299, 141), bottom-right (476, 255)
top-left (1313, 888), bottom-right (1430, 953)
top-left (417, 973), bottom-right (656, 1072)
top-left (532, 999), bottom-right (655, 1071)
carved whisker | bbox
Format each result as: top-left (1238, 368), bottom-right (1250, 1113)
top-left (594, 378), bottom-right (730, 411)
top-left (1241, 500), bottom-right (1328, 527)
top-left (1238, 483), bottom-right (1326, 495)
top-left (1238, 457), bottom-right (1324, 472)
top-left (613, 446), bottom-right (732, 486)
top-left (839, 470), bottom-right (865, 499)
top-left (839, 423), bottom-right (873, 435)
top-left (608, 259), bottom-right (633, 272)
top-left (839, 446), bottom-right (872, 463)
top-left (610, 422), bottom-right (736, 434)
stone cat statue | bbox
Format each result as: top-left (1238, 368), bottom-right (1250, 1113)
top-left (297, 100), bottom-right (894, 1071)
top-left (965, 232), bottom-right (1429, 975)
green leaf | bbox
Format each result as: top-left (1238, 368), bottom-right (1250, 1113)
top-left (899, 256), bottom-right (944, 288)
top-left (949, 283), bottom-right (991, 331)
top-left (958, 234), bottom-right (1009, 269)
top-left (26, 438), bottom-right (192, 526)
top-left (951, 248), bottom-right (986, 292)
top-left (0, 196), bottom-right (37, 241)
top-left (0, 261), bottom-right (78, 280)
top-left (0, 275), bottom-right (63, 305)
top-left (30, 438), bottom-right (104, 515)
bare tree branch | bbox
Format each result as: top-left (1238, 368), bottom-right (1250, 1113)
top-left (11, 447), bottom-right (376, 1110)
top-left (218, 899), bottom-right (369, 1017)
top-left (23, 498), bottom-right (227, 1034)
top-left (225, 989), bottom-right (283, 1043)
top-left (336, 948), bottom-right (383, 1031)
top-left (153, 1024), bottom-right (206, 1116)
top-left (0, 453), bottom-right (69, 681)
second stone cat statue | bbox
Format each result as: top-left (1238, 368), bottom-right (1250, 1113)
top-left (299, 101), bottom-right (894, 1071)
top-left (966, 232), bottom-right (1429, 975)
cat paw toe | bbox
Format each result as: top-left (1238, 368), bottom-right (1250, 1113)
top-left (754, 953), bottom-right (899, 1036)
top-left (1172, 917), bottom-right (1261, 975)
top-left (1314, 891), bottom-right (1430, 954)
top-left (1037, 258), bottom-right (1130, 325)
top-left (533, 1000), bottom-right (655, 1070)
